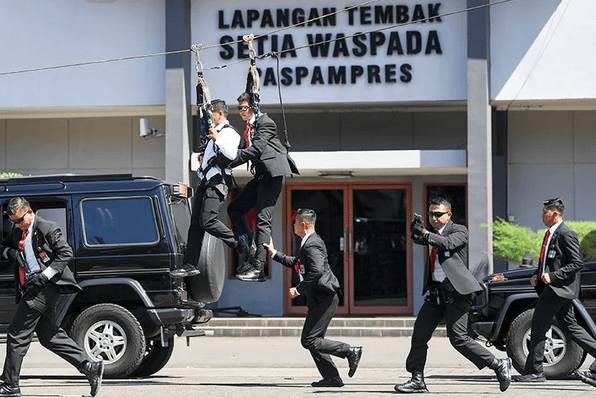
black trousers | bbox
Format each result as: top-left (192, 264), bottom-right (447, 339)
top-left (406, 284), bottom-right (495, 373)
top-left (302, 292), bottom-right (351, 379)
top-left (1, 285), bottom-right (88, 387)
top-left (228, 174), bottom-right (284, 265)
top-left (184, 178), bottom-right (236, 265)
top-left (525, 287), bottom-right (596, 374)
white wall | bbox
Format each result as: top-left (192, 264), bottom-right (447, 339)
top-left (1, 116), bottom-right (165, 178)
top-left (0, 0), bottom-right (166, 108)
top-left (491, 0), bottom-right (596, 104)
top-left (507, 110), bottom-right (596, 231)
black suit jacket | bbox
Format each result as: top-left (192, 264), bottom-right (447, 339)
top-left (229, 113), bottom-right (299, 177)
top-left (272, 233), bottom-right (340, 298)
top-left (534, 222), bottom-right (583, 299)
top-left (1, 215), bottom-right (82, 297)
top-left (415, 219), bottom-right (481, 295)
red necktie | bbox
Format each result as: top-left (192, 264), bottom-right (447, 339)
top-left (243, 121), bottom-right (251, 171)
top-left (430, 231), bottom-right (439, 273)
top-left (243, 121), bottom-right (251, 148)
top-left (538, 230), bottom-right (551, 278)
top-left (294, 245), bottom-right (303, 275)
top-left (18, 230), bottom-right (28, 286)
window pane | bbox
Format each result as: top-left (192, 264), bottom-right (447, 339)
top-left (82, 197), bottom-right (158, 246)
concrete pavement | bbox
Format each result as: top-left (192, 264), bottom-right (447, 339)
top-left (3, 336), bottom-right (596, 397)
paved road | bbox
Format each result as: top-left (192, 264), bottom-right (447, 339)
top-left (3, 336), bottom-right (595, 397)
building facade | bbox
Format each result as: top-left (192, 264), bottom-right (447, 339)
top-left (1, 0), bottom-right (595, 316)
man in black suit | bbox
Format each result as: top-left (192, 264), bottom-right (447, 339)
top-left (264, 208), bottom-right (362, 387)
top-left (169, 99), bottom-right (249, 278)
top-left (229, 92), bottom-right (299, 282)
top-left (514, 198), bottom-right (596, 386)
top-left (394, 197), bottom-right (511, 394)
top-left (0, 197), bottom-right (103, 397)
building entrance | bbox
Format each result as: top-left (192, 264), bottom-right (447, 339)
top-left (284, 182), bottom-right (412, 315)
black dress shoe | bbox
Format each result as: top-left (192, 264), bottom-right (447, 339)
top-left (394, 371), bottom-right (428, 393)
top-left (236, 268), bottom-right (266, 282)
top-left (311, 377), bottom-right (344, 387)
top-left (169, 263), bottom-right (201, 278)
top-left (574, 370), bottom-right (596, 388)
top-left (83, 360), bottom-right (104, 397)
top-left (513, 372), bottom-right (545, 382)
top-left (0, 383), bottom-right (21, 397)
top-left (347, 346), bottom-right (363, 378)
top-left (492, 358), bottom-right (511, 392)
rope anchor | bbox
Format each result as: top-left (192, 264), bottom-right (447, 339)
top-left (191, 43), bottom-right (204, 75)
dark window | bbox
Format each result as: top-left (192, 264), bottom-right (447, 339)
top-left (82, 197), bottom-right (158, 246)
top-left (425, 184), bottom-right (467, 226)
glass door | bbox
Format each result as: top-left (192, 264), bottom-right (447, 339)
top-left (285, 186), bottom-right (347, 314)
top-left (350, 186), bottom-right (411, 313)
top-left (284, 182), bottom-right (412, 315)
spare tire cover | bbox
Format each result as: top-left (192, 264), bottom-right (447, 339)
top-left (187, 232), bottom-right (226, 303)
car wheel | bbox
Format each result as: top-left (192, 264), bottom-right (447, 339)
top-left (186, 232), bottom-right (226, 303)
top-left (506, 308), bottom-right (584, 379)
top-left (130, 337), bottom-right (175, 377)
top-left (70, 303), bottom-right (146, 378)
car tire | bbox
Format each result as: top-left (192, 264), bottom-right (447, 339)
top-left (506, 308), bottom-right (584, 379)
top-left (70, 303), bottom-right (146, 378)
top-left (187, 232), bottom-right (226, 303)
top-left (130, 337), bottom-right (175, 377)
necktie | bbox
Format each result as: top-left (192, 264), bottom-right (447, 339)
top-left (430, 231), bottom-right (439, 273)
top-left (243, 121), bottom-right (252, 171)
top-left (243, 121), bottom-right (251, 148)
top-left (18, 230), bottom-right (28, 286)
top-left (538, 230), bottom-right (551, 278)
top-left (293, 244), bottom-right (303, 276)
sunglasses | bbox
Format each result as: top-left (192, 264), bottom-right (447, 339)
top-left (429, 211), bottom-right (448, 218)
top-left (237, 105), bottom-right (251, 112)
top-left (11, 211), bottom-right (29, 225)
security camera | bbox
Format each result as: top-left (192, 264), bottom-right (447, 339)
top-left (139, 118), bottom-right (164, 138)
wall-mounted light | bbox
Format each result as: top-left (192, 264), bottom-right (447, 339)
top-left (318, 171), bottom-right (353, 179)
top-left (139, 118), bottom-right (165, 139)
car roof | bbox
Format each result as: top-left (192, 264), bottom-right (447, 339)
top-left (0, 174), bottom-right (166, 196)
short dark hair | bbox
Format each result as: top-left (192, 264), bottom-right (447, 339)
top-left (429, 197), bottom-right (451, 211)
top-left (296, 208), bottom-right (316, 227)
top-left (6, 197), bottom-right (30, 216)
top-left (237, 92), bottom-right (251, 103)
top-left (543, 197), bottom-right (565, 215)
top-left (211, 99), bottom-right (228, 117)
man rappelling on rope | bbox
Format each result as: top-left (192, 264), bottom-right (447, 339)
top-left (228, 35), bottom-right (299, 282)
top-left (170, 47), bottom-right (251, 279)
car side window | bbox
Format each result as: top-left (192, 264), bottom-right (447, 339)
top-left (1, 203), bottom-right (11, 243)
top-left (81, 197), bottom-right (159, 247)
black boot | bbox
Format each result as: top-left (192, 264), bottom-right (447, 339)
top-left (489, 357), bottom-right (511, 392)
top-left (347, 346), bottom-right (363, 378)
top-left (82, 360), bottom-right (104, 397)
top-left (236, 259), bottom-right (265, 282)
top-left (574, 370), bottom-right (596, 388)
top-left (394, 370), bottom-right (428, 393)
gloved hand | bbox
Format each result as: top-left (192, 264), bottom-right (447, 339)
top-left (410, 222), bottom-right (429, 239)
top-left (27, 272), bottom-right (48, 288)
top-left (6, 248), bottom-right (20, 261)
top-left (6, 249), bottom-right (26, 269)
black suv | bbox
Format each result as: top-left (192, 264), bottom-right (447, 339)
top-left (0, 174), bottom-right (225, 378)
top-left (469, 262), bottom-right (596, 378)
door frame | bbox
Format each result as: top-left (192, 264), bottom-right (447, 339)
top-left (283, 182), bottom-right (413, 315)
